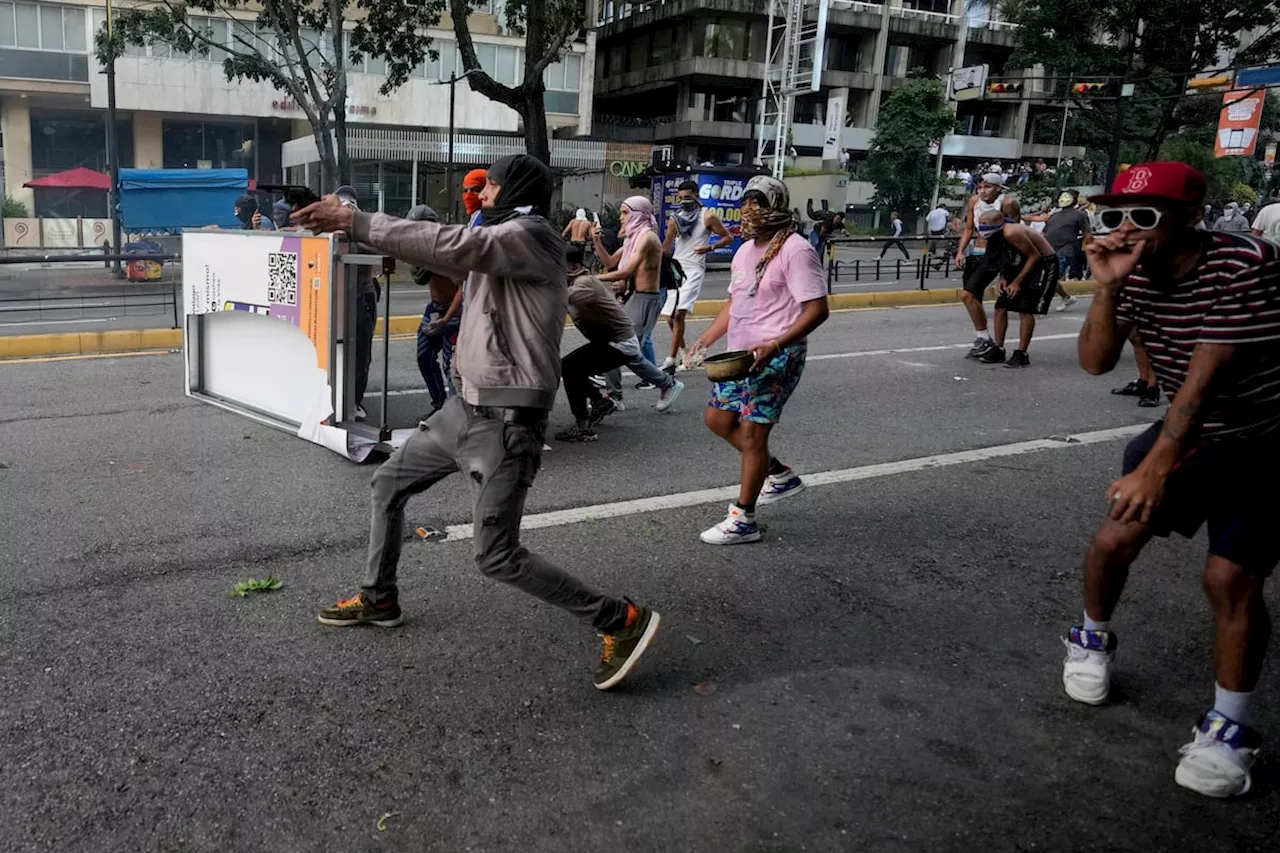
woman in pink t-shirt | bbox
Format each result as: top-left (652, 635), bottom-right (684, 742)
top-left (686, 175), bottom-right (830, 545)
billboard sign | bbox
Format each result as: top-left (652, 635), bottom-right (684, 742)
top-left (1215, 90), bottom-right (1266, 158)
top-left (653, 171), bottom-right (750, 260)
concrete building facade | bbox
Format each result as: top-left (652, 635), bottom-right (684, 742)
top-left (0, 0), bottom-right (592, 215)
top-left (591, 0), bottom-right (1084, 170)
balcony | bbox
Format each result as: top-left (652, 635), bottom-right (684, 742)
top-left (596, 57), bottom-right (765, 97)
top-left (597, 0), bottom-right (765, 36)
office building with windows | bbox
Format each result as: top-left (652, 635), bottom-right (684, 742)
top-left (1, 0), bottom-right (593, 218)
top-left (592, 0), bottom-right (1085, 170)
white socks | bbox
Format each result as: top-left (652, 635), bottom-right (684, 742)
top-left (978, 330), bottom-right (992, 340)
top-left (1083, 612), bottom-right (1110, 633)
top-left (1213, 684), bottom-right (1254, 726)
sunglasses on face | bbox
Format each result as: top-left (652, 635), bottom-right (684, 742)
top-left (1096, 206), bottom-right (1164, 231)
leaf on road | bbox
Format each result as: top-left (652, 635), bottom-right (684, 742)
top-left (693, 681), bottom-right (717, 697)
top-left (0, 460), bottom-right (10, 469)
top-left (709, 757), bottom-right (723, 766)
top-left (685, 635), bottom-right (703, 646)
top-left (376, 811), bottom-right (400, 832)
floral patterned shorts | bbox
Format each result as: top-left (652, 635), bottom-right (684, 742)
top-left (708, 344), bottom-right (807, 424)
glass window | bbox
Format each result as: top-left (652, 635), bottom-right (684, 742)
top-left (702, 19), bottom-right (747, 60)
top-left (434, 39), bottom-right (456, 80)
top-left (649, 27), bottom-right (672, 67)
top-left (563, 52), bottom-right (581, 91)
top-left (0, 2), bottom-right (15, 47)
top-left (542, 58), bottom-right (562, 91)
top-left (63, 7), bottom-right (84, 51)
top-left (15, 2), bottom-right (38, 48)
top-left (38, 4), bottom-right (59, 50)
top-left (628, 33), bottom-right (646, 71)
top-left (206, 18), bottom-right (228, 62)
top-left (494, 44), bottom-right (515, 85)
top-left (365, 53), bottom-right (386, 76)
top-left (606, 44), bottom-right (625, 76)
top-left (162, 119), bottom-right (255, 175)
top-left (473, 41), bottom-right (495, 75)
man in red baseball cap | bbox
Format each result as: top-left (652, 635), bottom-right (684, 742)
top-left (1061, 161), bottom-right (1280, 797)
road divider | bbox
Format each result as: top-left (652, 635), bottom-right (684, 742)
top-left (0, 281), bottom-right (1096, 361)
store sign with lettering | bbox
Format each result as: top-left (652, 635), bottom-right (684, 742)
top-left (272, 99), bottom-right (378, 117)
top-left (609, 160), bottom-right (648, 178)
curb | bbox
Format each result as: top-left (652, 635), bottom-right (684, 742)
top-left (0, 281), bottom-right (1097, 362)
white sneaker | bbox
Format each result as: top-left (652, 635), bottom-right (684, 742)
top-left (757, 471), bottom-right (805, 505)
top-left (1061, 627), bottom-right (1115, 705)
top-left (1175, 711), bottom-right (1261, 798)
top-left (699, 504), bottom-right (761, 545)
top-left (354, 404), bottom-right (368, 421)
top-left (655, 379), bottom-right (685, 412)
top-left (1056, 295), bottom-right (1078, 312)
top-left (660, 355), bottom-right (677, 371)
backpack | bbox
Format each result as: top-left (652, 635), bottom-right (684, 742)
top-left (660, 254), bottom-right (686, 292)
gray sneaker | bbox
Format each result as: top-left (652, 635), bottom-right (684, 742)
top-left (655, 379), bottom-right (685, 413)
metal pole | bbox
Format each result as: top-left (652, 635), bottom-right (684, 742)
top-left (447, 72), bottom-right (456, 223)
top-left (380, 269), bottom-right (391, 437)
top-left (410, 152), bottom-right (418, 207)
top-left (1056, 72), bottom-right (1071, 165)
top-left (105, 0), bottom-right (122, 279)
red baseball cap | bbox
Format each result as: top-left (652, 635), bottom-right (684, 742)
top-left (1090, 161), bottom-right (1207, 207)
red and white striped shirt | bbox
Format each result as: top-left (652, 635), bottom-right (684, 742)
top-left (1117, 232), bottom-right (1280, 439)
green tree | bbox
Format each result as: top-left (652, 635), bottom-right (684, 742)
top-left (102, 1), bottom-right (442, 187)
top-left (1159, 136), bottom-right (1261, 202)
top-left (866, 77), bottom-right (958, 219)
top-left (1005, 0), bottom-right (1280, 161)
top-left (445, 0), bottom-right (583, 164)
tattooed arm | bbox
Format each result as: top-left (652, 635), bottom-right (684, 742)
top-left (1106, 343), bottom-right (1234, 524)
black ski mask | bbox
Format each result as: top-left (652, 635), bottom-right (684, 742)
top-left (481, 154), bottom-right (554, 226)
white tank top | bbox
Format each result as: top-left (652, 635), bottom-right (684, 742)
top-left (969, 193), bottom-right (1007, 254)
top-left (673, 212), bottom-right (710, 265)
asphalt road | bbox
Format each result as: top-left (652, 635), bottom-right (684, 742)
top-left (5, 302), bottom-right (1275, 852)
top-left (0, 241), bottom-right (959, 336)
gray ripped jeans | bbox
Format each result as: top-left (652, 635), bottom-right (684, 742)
top-left (362, 396), bottom-right (628, 632)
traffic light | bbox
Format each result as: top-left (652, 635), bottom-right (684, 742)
top-left (1072, 81), bottom-right (1108, 94)
top-left (987, 81), bottom-right (1023, 95)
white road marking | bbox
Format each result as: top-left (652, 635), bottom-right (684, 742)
top-left (435, 424), bottom-right (1149, 541)
top-left (0, 317), bottom-right (111, 328)
top-left (806, 332), bottom-right (1077, 361)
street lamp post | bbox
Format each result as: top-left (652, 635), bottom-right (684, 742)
top-left (105, 0), bottom-right (122, 277)
top-left (446, 69), bottom-right (478, 223)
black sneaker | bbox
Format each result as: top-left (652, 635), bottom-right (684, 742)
top-left (966, 337), bottom-right (994, 359)
top-left (317, 592), bottom-right (403, 627)
top-left (978, 345), bottom-right (1007, 364)
top-left (1005, 350), bottom-right (1030, 368)
top-left (555, 424), bottom-right (598, 442)
top-left (635, 380), bottom-right (656, 390)
top-left (594, 601), bottom-right (661, 691)
top-left (1139, 384), bottom-right (1162, 407)
top-left (1111, 378), bottom-right (1148, 396)
top-left (587, 396), bottom-right (617, 426)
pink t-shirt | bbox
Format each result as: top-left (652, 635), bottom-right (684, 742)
top-left (727, 232), bottom-right (826, 351)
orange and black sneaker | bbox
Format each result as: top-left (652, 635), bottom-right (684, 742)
top-left (317, 592), bottom-right (403, 628)
top-left (593, 600), bottom-right (660, 691)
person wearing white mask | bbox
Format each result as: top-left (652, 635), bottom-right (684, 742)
top-left (1214, 202), bottom-right (1251, 233)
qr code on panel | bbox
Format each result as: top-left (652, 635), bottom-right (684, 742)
top-left (267, 251), bottom-right (299, 306)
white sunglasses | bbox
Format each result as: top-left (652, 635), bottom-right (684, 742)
top-left (1096, 206), bottom-right (1164, 231)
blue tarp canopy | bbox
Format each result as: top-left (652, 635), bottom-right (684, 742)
top-left (117, 168), bottom-right (248, 232)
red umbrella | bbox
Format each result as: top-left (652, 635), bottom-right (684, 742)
top-left (25, 167), bottom-right (111, 190)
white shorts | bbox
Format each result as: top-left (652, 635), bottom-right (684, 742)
top-left (662, 263), bottom-right (704, 315)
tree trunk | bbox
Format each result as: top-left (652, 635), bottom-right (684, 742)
top-left (521, 91), bottom-right (552, 165)
top-left (334, 111), bottom-right (351, 185)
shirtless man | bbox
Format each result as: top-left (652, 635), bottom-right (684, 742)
top-left (954, 173), bottom-right (1010, 359)
top-left (592, 195), bottom-right (684, 413)
top-left (661, 180), bottom-right (732, 371)
top-left (406, 204), bottom-right (462, 415)
top-left (563, 208), bottom-right (594, 245)
top-left (975, 205), bottom-right (1059, 367)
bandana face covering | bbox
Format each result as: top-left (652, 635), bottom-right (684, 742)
top-left (740, 175), bottom-right (798, 296)
top-left (674, 197), bottom-right (702, 237)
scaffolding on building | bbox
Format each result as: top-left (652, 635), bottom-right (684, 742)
top-left (756, 0), bottom-right (829, 178)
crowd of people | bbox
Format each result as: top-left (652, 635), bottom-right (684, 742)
top-left (274, 154), bottom-right (1279, 802)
